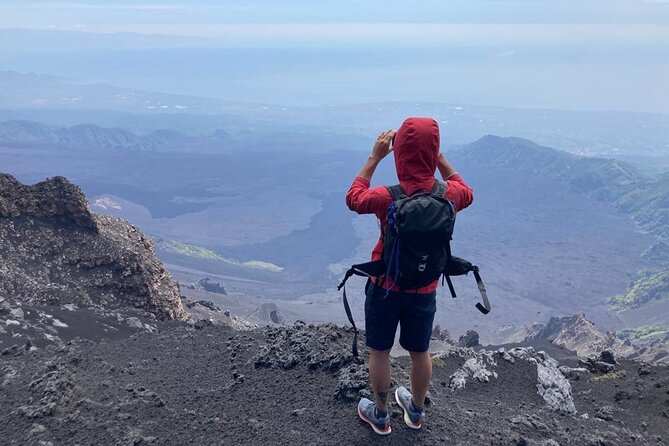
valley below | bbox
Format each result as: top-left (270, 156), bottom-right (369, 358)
top-left (0, 130), bottom-right (665, 342)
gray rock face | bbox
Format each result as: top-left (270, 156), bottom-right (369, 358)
top-left (443, 346), bottom-right (576, 414)
top-left (534, 351), bottom-right (576, 415)
top-left (526, 313), bottom-right (635, 359)
top-left (517, 313), bottom-right (669, 366)
top-left (0, 174), bottom-right (184, 320)
top-left (447, 353), bottom-right (498, 390)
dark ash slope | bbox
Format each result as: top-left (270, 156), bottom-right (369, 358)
top-left (1, 321), bottom-right (667, 446)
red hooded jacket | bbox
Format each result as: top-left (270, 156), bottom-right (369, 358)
top-left (345, 117), bottom-right (474, 293)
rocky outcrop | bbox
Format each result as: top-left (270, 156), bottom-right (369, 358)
top-left (253, 322), bottom-right (354, 372)
top-left (431, 324), bottom-right (453, 343)
top-left (0, 174), bottom-right (184, 319)
top-left (526, 313), bottom-right (635, 359)
top-left (195, 277), bottom-right (227, 295)
top-left (579, 350), bottom-right (618, 374)
top-left (439, 346), bottom-right (576, 414)
top-left (0, 174), bottom-right (96, 229)
top-left (256, 303), bottom-right (284, 325)
top-left (457, 329), bottom-right (480, 347)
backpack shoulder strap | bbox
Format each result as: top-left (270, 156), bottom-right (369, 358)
top-left (386, 184), bottom-right (407, 201)
top-left (431, 179), bottom-right (447, 198)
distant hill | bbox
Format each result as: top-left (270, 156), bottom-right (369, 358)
top-left (0, 120), bottom-right (193, 151)
top-left (458, 135), bottom-right (666, 240)
top-left (459, 135), bottom-right (644, 193)
top-left (457, 135), bottom-right (669, 313)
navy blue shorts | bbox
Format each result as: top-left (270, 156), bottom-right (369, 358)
top-left (364, 280), bottom-right (437, 353)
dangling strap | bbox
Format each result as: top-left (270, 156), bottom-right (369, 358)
top-left (337, 260), bottom-right (386, 357)
top-left (442, 256), bottom-right (491, 314)
top-left (472, 266), bottom-right (491, 314)
top-left (445, 275), bottom-right (456, 298)
top-left (341, 286), bottom-right (359, 357)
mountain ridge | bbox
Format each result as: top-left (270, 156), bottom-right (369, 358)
top-left (458, 134), bottom-right (667, 241)
top-left (455, 135), bottom-right (669, 314)
top-left (0, 120), bottom-right (194, 151)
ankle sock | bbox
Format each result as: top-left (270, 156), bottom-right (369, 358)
top-left (409, 399), bottom-right (423, 414)
top-left (374, 407), bottom-right (388, 419)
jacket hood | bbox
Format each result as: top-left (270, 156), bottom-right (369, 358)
top-left (393, 117), bottom-right (440, 196)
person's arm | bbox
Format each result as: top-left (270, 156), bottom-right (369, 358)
top-left (346, 129), bottom-right (396, 215)
top-left (437, 152), bottom-right (458, 180)
top-left (439, 152), bottom-right (474, 211)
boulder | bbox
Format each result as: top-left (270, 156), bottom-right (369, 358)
top-left (196, 278), bottom-right (227, 295)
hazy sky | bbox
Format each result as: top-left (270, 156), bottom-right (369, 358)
top-left (0, 0), bottom-right (668, 112)
top-left (3, 0), bottom-right (669, 26)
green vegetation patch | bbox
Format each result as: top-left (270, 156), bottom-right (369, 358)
top-left (610, 270), bottom-right (669, 310)
top-left (431, 356), bottom-right (447, 368)
top-left (168, 240), bottom-right (284, 272)
top-left (592, 370), bottom-right (626, 382)
top-left (170, 240), bottom-right (223, 260)
top-left (618, 324), bottom-right (669, 341)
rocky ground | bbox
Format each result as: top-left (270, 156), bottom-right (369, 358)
top-left (1, 315), bottom-right (668, 446)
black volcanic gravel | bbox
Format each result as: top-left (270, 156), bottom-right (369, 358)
top-left (1, 321), bottom-right (668, 446)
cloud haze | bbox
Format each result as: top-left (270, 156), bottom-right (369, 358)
top-left (0, 0), bottom-right (667, 113)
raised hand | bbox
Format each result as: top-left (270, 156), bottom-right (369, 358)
top-left (370, 129), bottom-right (397, 161)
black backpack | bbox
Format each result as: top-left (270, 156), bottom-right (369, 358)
top-left (338, 179), bottom-right (491, 356)
top-left (381, 181), bottom-right (455, 291)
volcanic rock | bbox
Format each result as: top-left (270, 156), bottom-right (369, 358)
top-left (525, 313), bottom-right (637, 359)
top-left (458, 330), bottom-right (480, 347)
top-left (195, 277), bottom-right (227, 295)
top-left (0, 174), bottom-right (184, 319)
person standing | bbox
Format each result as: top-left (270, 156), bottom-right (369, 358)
top-left (345, 117), bottom-right (474, 435)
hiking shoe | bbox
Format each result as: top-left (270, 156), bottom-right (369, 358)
top-left (357, 398), bottom-right (391, 435)
top-left (395, 386), bottom-right (425, 429)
